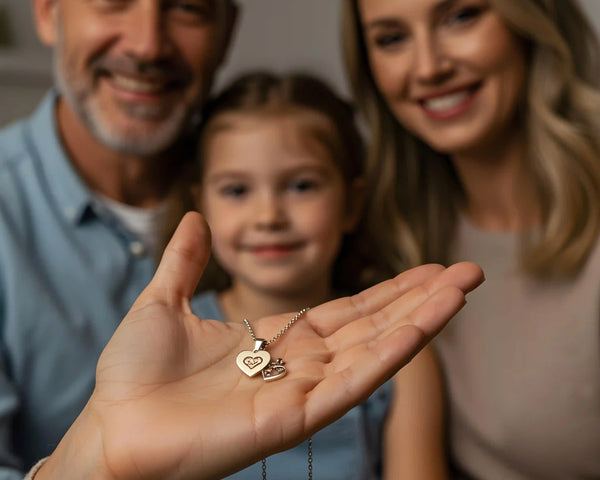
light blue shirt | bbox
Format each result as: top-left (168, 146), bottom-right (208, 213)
top-left (0, 91), bottom-right (156, 478)
top-left (192, 291), bottom-right (393, 480)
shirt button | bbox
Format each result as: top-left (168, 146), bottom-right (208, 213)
top-left (129, 241), bottom-right (146, 257)
top-left (64, 207), bottom-right (77, 220)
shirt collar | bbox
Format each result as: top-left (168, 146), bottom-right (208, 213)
top-left (25, 89), bottom-right (95, 225)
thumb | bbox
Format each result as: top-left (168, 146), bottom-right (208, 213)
top-left (134, 211), bottom-right (212, 309)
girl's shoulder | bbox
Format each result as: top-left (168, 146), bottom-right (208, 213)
top-left (190, 290), bottom-right (227, 322)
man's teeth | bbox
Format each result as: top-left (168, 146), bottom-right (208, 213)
top-left (424, 90), bottom-right (471, 112)
top-left (111, 74), bottom-right (166, 94)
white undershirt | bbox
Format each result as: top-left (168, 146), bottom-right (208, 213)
top-left (95, 193), bottom-right (168, 257)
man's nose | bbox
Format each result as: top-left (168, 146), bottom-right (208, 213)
top-left (121, 2), bottom-right (172, 62)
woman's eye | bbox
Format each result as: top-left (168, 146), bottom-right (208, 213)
top-left (373, 31), bottom-right (408, 49)
top-left (446, 6), bottom-right (483, 26)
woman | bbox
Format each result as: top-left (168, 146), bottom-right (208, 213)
top-left (343, 0), bottom-right (600, 478)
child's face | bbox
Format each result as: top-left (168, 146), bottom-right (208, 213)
top-left (199, 114), bottom-right (361, 297)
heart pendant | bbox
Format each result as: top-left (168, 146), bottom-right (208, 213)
top-left (236, 350), bottom-right (271, 377)
top-left (262, 358), bottom-right (287, 382)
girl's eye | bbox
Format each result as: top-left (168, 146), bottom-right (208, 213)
top-left (220, 184), bottom-right (247, 198)
top-left (288, 178), bottom-right (319, 193)
top-left (92, 0), bottom-right (130, 11)
top-left (445, 6), bottom-right (484, 27)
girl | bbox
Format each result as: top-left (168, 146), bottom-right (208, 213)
top-left (186, 72), bottom-right (448, 479)
top-left (344, 0), bottom-right (600, 478)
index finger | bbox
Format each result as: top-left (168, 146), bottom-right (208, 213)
top-left (305, 262), bottom-right (484, 338)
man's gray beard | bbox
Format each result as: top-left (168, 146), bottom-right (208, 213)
top-left (53, 51), bottom-right (192, 157)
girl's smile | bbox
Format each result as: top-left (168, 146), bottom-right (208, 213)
top-left (244, 242), bottom-right (305, 260)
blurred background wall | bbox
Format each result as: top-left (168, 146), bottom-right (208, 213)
top-left (1, 0), bottom-right (600, 127)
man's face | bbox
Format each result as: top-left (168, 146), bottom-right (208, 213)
top-left (36, 0), bottom-right (236, 156)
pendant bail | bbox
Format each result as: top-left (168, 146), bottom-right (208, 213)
top-left (253, 339), bottom-right (267, 352)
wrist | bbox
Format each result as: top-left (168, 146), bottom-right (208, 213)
top-left (23, 458), bottom-right (48, 480)
top-left (35, 400), bottom-right (112, 480)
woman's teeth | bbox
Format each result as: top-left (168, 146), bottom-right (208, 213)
top-left (423, 90), bottom-right (471, 112)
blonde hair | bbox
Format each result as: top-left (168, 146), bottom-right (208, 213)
top-left (343, 0), bottom-right (600, 278)
top-left (169, 71), bottom-right (374, 294)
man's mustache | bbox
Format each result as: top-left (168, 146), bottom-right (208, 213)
top-left (91, 55), bottom-right (193, 86)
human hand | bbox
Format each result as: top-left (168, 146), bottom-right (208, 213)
top-left (38, 212), bottom-right (483, 480)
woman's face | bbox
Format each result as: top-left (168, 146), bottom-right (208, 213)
top-left (358, 0), bottom-right (528, 156)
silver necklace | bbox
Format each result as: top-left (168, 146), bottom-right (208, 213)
top-left (236, 308), bottom-right (313, 479)
top-left (236, 307), bottom-right (310, 381)
top-left (260, 437), bottom-right (312, 480)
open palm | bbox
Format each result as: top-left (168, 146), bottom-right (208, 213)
top-left (41, 212), bottom-right (483, 480)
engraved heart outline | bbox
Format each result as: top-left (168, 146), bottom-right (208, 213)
top-left (262, 362), bottom-right (287, 382)
top-left (244, 357), bottom-right (263, 369)
top-left (236, 350), bottom-right (271, 377)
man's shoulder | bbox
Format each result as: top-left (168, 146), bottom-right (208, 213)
top-left (0, 115), bottom-right (40, 211)
top-left (0, 109), bottom-right (49, 232)
top-left (0, 91), bottom-right (57, 173)
top-left (0, 117), bottom-right (31, 169)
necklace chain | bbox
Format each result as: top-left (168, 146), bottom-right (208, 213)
top-left (243, 307), bottom-right (310, 346)
top-left (307, 437), bottom-right (313, 479)
top-left (261, 437), bottom-right (312, 480)
top-left (243, 307), bottom-right (312, 479)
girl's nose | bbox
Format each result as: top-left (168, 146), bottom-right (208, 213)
top-left (254, 193), bottom-right (288, 230)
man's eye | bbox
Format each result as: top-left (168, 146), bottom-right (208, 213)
top-left (166, 0), bottom-right (214, 19)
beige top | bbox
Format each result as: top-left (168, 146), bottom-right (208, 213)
top-left (435, 217), bottom-right (600, 480)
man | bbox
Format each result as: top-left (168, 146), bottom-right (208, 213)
top-left (0, 0), bottom-right (236, 477)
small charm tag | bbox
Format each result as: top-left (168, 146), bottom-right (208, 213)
top-left (262, 358), bottom-right (286, 382)
top-left (236, 350), bottom-right (271, 377)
